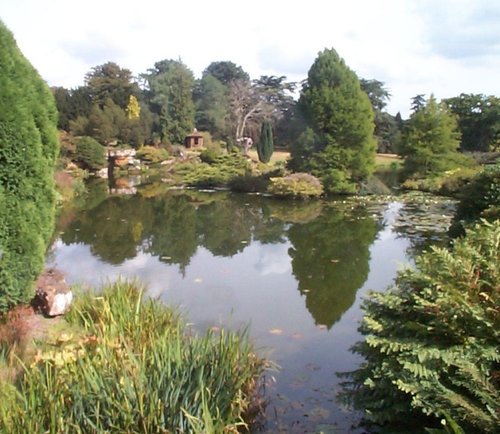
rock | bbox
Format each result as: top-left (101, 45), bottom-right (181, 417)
top-left (33, 269), bottom-right (73, 317)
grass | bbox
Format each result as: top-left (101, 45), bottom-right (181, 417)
top-left (375, 153), bottom-right (403, 167)
top-left (247, 149), bottom-right (290, 165)
top-left (0, 280), bottom-right (266, 433)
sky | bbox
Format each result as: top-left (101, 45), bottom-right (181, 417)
top-left (2, 0), bottom-right (499, 117)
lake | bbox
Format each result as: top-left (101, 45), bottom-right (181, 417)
top-left (47, 180), bottom-right (455, 433)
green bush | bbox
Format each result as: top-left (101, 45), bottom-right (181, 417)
top-left (199, 146), bottom-right (222, 164)
top-left (268, 173), bottom-right (323, 198)
top-left (0, 281), bottom-right (265, 433)
top-left (135, 145), bottom-right (169, 163)
top-left (342, 220), bottom-right (500, 433)
top-left (75, 136), bottom-right (106, 171)
top-left (178, 153), bottom-right (249, 187)
top-left (0, 21), bottom-right (59, 312)
top-left (450, 164), bottom-right (500, 236)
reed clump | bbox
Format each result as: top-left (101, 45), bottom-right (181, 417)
top-left (0, 280), bottom-right (265, 433)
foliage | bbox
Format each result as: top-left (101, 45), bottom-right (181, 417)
top-left (268, 173), bottom-right (323, 198)
top-left (199, 146), bottom-right (222, 164)
top-left (401, 96), bottom-right (471, 178)
top-left (74, 136), bottom-right (106, 171)
top-left (401, 167), bottom-right (479, 196)
top-left (178, 154), bottom-right (249, 187)
top-left (257, 121), bottom-right (274, 163)
top-left (84, 62), bottom-right (139, 109)
top-left (443, 93), bottom-right (500, 152)
top-left (450, 164), bottom-right (500, 236)
top-left (203, 61), bottom-right (250, 85)
top-left (194, 73), bottom-right (229, 139)
top-left (143, 59), bottom-right (195, 144)
top-left (293, 48), bottom-right (376, 194)
top-left (135, 145), bottom-right (169, 164)
top-left (0, 281), bottom-right (265, 433)
top-left (342, 221), bottom-right (500, 433)
top-left (229, 75), bottom-right (295, 141)
top-left (126, 95), bottom-right (141, 119)
top-left (0, 21), bottom-right (59, 312)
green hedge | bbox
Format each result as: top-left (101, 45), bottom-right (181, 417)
top-left (0, 21), bottom-right (59, 312)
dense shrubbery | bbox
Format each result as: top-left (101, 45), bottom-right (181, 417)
top-left (0, 281), bottom-right (265, 433)
top-left (0, 22), bottom-right (59, 312)
top-left (342, 221), bottom-right (500, 433)
top-left (135, 145), bottom-right (169, 163)
top-left (450, 164), bottom-right (500, 236)
top-left (74, 136), bottom-right (106, 171)
top-left (268, 173), bottom-right (323, 198)
top-left (177, 153), bottom-right (250, 187)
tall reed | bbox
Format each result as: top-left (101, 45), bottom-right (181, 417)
top-left (0, 280), bottom-right (265, 433)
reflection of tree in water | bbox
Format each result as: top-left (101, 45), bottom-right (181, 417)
top-left (61, 195), bottom-right (154, 265)
top-left (196, 199), bottom-right (253, 257)
top-left (145, 195), bottom-right (198, 272)
top-left (288, 206), bottom-right (380, 328)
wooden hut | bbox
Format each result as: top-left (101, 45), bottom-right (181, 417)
top-left (184, 128), bottom-right (204, 148)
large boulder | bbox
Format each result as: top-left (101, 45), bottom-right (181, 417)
top-left (33, 269), bottom-right (72, 317)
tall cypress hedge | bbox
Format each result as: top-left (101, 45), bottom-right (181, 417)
top-left (257, 121), bottom-right (274, 163)
top-left (0, 21), bottom-right (59, 312)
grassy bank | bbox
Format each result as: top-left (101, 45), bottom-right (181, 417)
top-left (0, 281), bottom-right (266, 433)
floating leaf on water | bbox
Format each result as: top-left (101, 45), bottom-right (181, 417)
top-left (269, 328), bottom-right (284, 335)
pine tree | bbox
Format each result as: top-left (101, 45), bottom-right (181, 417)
top-left (402, 95), bottom-right (466, 178)
top-left (257, 121), bottom-right (274, 163)
top-left (292, 48), bottom-right (376, 194)
top-left (0, 21), bottom-right (59, 311)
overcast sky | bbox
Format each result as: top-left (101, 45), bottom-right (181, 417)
top-left (2, 0), bottom-right (499, 117)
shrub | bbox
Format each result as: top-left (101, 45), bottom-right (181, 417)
top-left (0, 22), bottom-right (59, 312)
top-left (342, 220), bottom-right (500, 433)
top-left (0, 281), bottom-right (266, 433)
top-left (199, 146), bottom-right (222, 164)
top-left (450, 164), bottom-right (500, 236)
top-left (179, 153), bottom-right (249, 187)
top-left (268, 173), bottom-right (323, 198)
top-left (75, 136), bottom-right (106, 171)
top-left (135, 145), bottom-right (169, 163)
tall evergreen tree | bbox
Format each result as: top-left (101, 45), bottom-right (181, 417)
top-left (257, 121), bottom-right (274, 163)
top-left (143, 59), bottom-right (195, 144)
top-left (0, 21), bottom-right (59, 311)
top-left (292, 48), bottom-right (376, 194)
top-left (402, 95), bottom-right (466, 178)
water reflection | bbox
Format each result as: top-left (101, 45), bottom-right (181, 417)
top-left (51, 182), bottom-right (442, 432)
top-left (57, 186), bottom-right (382, 330)
top-left (288, 204), bottom-right (380, 328)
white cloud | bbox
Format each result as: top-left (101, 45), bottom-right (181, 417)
top-left (2, 0), bottom-right (499, 117)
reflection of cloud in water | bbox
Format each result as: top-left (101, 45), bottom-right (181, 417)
top-left (254, 242), bottom-right (292, 276)
top-left (377, 202), bottom-right (404, 242)
top-left (47, 239), bottom-right (174, 297)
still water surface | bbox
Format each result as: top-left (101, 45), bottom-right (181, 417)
top-left (47, 182), bottom-right (454, 433)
